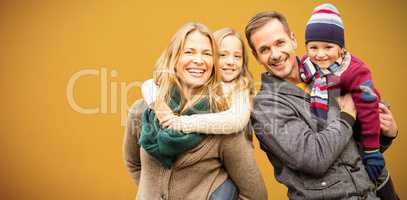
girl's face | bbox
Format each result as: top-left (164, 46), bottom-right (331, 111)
top-left (306, 41), bottom-right (343, 69)
top-left (176, 31), bottom-right (213, 89)
top-left (219, 35), bottom-right (243, 83)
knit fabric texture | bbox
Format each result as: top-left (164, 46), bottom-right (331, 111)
top-left (299, 57), bottom-right (341, 120)
top-left (305, 3), bottom-right (345, 47)
top-left (139, 88), bottom-right (209, 168)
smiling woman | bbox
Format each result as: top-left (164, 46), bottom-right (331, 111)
top-left (176, 31), bottom-right (214, 91)
top-left (140, 27), bottom-right (256, 138)
top-left (123, 23), bottom-right (267, 200)
top-left (153, 23), bottom-right (224, 112)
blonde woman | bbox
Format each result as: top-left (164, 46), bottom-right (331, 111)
top-left (123, 23), bottom-right (267, 200)
top-left (143, 28), bottom-right (255, 136)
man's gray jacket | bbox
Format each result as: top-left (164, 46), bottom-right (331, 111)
top-left (252, 73), bottom-right (378, 199)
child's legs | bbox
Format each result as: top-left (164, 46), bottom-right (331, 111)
top-left (376, 167), bottom-right (399, 200)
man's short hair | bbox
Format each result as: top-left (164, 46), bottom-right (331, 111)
top-left (245, 11), bottom-right (291, 53)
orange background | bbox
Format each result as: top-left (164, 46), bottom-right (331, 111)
top-left (1, 0), bottom-right (406, 199)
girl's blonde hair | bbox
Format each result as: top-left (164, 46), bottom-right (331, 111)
top-left (213, 28), bottom-right (256, 99)
top-left (153, 22), bottom-right (228, 113)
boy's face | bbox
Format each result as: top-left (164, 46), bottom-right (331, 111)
top-left (306, 41), bottom-right (343, 69)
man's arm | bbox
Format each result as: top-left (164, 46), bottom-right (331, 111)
top-left (122, 99), bottom-right (147, 185)
top-left (251, 93), bottom-right (355, 177)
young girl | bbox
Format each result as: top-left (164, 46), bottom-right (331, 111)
top-left (142, 28), bottom-right (255, 136)
top-left (300, 3), bottom-right (398, 199)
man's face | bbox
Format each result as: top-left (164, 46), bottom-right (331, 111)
top-left (251, 19), bottom-right (299, 81)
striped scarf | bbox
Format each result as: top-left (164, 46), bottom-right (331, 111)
top-left (299, 57), bottom-right (341, 120)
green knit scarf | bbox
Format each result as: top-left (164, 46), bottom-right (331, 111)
top-left (139, 88), bottom-right (210, 168)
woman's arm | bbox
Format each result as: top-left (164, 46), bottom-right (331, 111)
top-left (220, 132), bottom-right (267, 200)
top-left (123, 99), bottom-right (148, 185)
top-left (169, 89), bottom-right (251, 134)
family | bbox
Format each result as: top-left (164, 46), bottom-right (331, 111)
top-left (123, 3), bottom-right (399, 200)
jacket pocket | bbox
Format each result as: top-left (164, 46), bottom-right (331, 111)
top-left (303, 179), bottom-right (341, 190)
top-left (301, 167), bottom-right (342, 190)
top-left (298, 166), bottom-right (353, 199)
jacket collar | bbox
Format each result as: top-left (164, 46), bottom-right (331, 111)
top-left (260, 70), bottom-right (310, 99)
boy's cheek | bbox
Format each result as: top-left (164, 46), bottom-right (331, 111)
top-left (310, 60), bottom-right (332, 69)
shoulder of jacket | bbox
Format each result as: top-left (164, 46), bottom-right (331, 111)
top-left (129, 99), bottom-right (148, 117)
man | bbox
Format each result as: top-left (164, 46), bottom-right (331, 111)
top-left (246, 11), bottom-right (380, 199)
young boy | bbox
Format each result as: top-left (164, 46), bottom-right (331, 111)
top-left (300, 3), bottom-right (398, 199)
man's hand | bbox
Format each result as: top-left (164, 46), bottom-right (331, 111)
top-left (337, 94), bottom-right (356, 119)
top-left (379, 103), bottom-right (398, 138)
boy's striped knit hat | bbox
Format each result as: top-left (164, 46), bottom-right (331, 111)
top-left (305, 3), bottom-right (345, 47)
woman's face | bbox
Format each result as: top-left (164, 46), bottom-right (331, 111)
top-left (176, 31), bottom-right (213, 89)
top-left (306, 41), bottom-right (342, 69)
top-left (219, 35), bottom-right (243, 83)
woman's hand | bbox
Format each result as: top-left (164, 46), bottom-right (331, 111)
top-left (153, 101), bottom-right (176, 128)
top-left (379, 103), bottom-right (398, 138)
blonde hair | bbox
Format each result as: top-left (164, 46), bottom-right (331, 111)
top-left (213, 28), bottom-right (256, 100)
top-left (153, 22), bottom-right (228, 113)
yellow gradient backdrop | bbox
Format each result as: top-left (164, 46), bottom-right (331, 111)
top-left (1, 0), bottom-right (406, 199)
